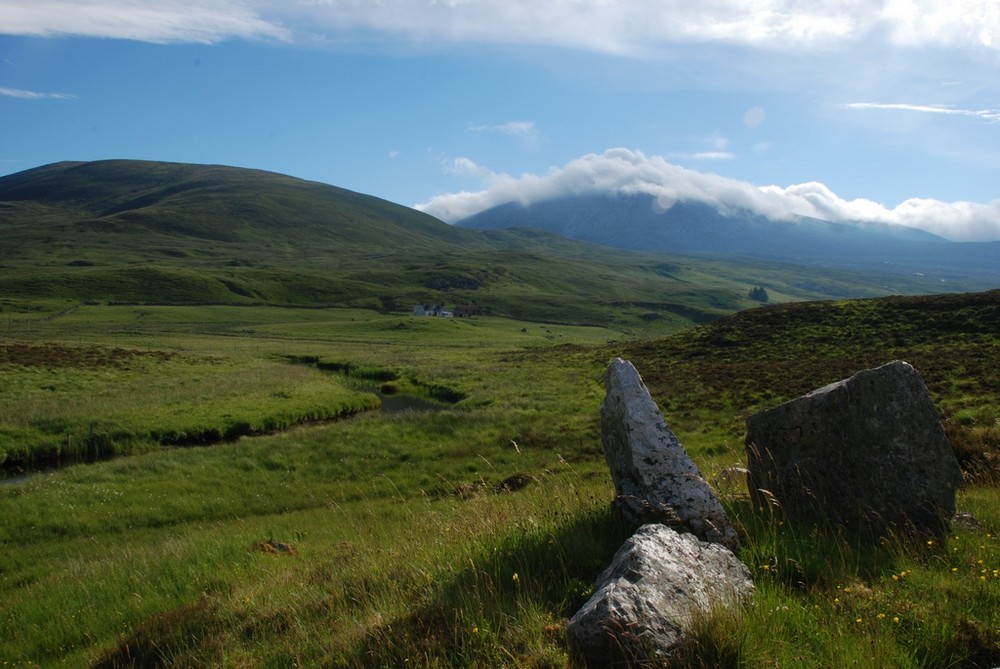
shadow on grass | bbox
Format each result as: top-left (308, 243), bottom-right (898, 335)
top-left (91, 597), bottom-right (221, 669)
top-left (728, 493), bottom-right (906, 592)
top-left (87, 500), bottom-right (632, 669)
top-left (351, 506), bottom-right (634, 668)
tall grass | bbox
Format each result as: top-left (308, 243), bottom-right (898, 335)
top-left (1, 293), bottom-right (999, 666)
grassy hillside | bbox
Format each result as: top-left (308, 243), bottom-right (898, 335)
top-left (0, 289), bottom-right (997, 667)
top-left (1, 160), bottom-right (987, 336)
top-left (611, 289), bottom-right (1000, 471)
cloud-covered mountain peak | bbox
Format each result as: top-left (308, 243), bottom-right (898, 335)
top-left (418, 148), bottom-right (1000, 242)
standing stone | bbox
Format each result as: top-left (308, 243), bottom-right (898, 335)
top-left (745, 360), bottom-right (963, 535)
top-left (601, 357), bottom-right (739, 549)
top-left (567, 524), bottom-right (754, 668)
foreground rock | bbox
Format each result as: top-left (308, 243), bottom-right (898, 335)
top-left (745, 360), bottom-right (962, 535)
top-left (601, 357), bottom-right (739, 549)
top-left (567, 524), bottom-right (754, 667)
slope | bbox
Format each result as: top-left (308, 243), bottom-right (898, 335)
top-left (1, 160), bottom-right (980, 333)
top-left (456, 193), bottom-right (1000, 288)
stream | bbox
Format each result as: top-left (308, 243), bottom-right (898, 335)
top-left (0, 472), bottom-right (37, 486)
top-left (376, 391), bottom-right (448, 414)
top-left (0, 389), bottom-right (448, 486)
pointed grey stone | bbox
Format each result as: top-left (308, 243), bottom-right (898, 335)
top-left (601, 357), bottom-right (739, 549)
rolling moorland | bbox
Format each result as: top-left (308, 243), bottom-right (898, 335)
top-left (1, 160), bottom-right (999, 667)
top-left (1, 160), bottom-right (991, 329)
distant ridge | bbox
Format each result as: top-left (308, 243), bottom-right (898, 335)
top-left (456, 193), bottom-right (1000, 283)
top-left (2, 160), bottom-right (996, 331)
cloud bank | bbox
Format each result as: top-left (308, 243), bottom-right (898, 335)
top-left (3, 1), bottom-right (1000, 53)
top-left (415, 148), bottom-right (1000, 242)
top-left (0, 0), bottom-right (290, 44)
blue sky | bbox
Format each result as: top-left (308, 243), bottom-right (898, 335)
top-left (2, 1), bottom-right (1000, 240)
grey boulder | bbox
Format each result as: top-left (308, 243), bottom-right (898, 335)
top-left (745, 360), bottom-right (962, 535)
top-left (567, 524), bottom-right (754, 667)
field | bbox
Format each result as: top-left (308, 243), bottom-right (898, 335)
top-left (1, 291), bottom-right (999, 667)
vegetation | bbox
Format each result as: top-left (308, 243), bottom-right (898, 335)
top-left (747, 285), bottom-right (769, 303)
top-left (1, 160), bottom-right (988, 338)
top-left (0, 288), bottom-right (997, 667)
top-left (1, 161), bottom-right (998, 666)
top-left (0, 339), bottom-right (381, 468)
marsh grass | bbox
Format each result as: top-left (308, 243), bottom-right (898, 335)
top-left (0, 356), bottom-right (614, 668)
top-left (2, 292), bottom-right (999, 667)
top-left (0, 342), bottom-right (379, 469)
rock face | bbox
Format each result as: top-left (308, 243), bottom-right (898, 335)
top-left (567, 524), bottom-right (754, 668)
top-left (601, 357), bottom-right (739, 549)
top-left (745, 360), bottom-right (962, 535)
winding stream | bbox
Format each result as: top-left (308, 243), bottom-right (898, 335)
top-left (1, 388), bottom-right (448, 486)
top-left (376, 391), bottom-right (448, 414)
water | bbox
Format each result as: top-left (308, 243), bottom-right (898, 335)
top-left (0, 390), bottom-right (448, 485)
top-left (0, 473), bottom-right (33, 486)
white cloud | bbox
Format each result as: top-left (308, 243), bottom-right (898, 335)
top-left (468, 120), bottom-right (538, 138)
top-left (668, 134), bottom-right (735, 161)
top-left (844, 101), bottom-right (1000, 123)
top-left (880, 0), bottom-right (1000, 48)
top-left (415, 148), bottom-right (1000, 241)
top-left (671, 151), bottom-right (737, 161)
top-left (4, 1), bottom-right (1000, 53)
top-left (707, 133), bottom-right (729, 151)
top-left (466, 120), bottom-right (544, 148)
top-left (0, 86), bottom-right (74, 100)
top-left (0, 0), bottom-right (290, 44)
top-left (443, 156), bottom-right (501, 181)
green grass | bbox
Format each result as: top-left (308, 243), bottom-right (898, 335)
top-left (1, 290), bottom-right (999, 667)
top-left (0, 340), bottom-right (379, 468)
top-left (686, 490), bottom-right (1000, 669)
top-left (4, 159), bottom-right (990, 341)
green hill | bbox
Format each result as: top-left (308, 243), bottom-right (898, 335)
top-left (610, 289), bottom-right (1000, 453)
top-left (1, 160), bottom-right (988, 333)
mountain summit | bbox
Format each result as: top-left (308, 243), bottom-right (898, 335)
top-left (455, 192), bottom-right (999, 281)
top-left (0, 159), bottom-right (463, 251)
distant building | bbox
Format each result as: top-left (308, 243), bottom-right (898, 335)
top-left (413, 303), bottom-right (444, 316)
top-left (414, 303), bottom-right (478, 317)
